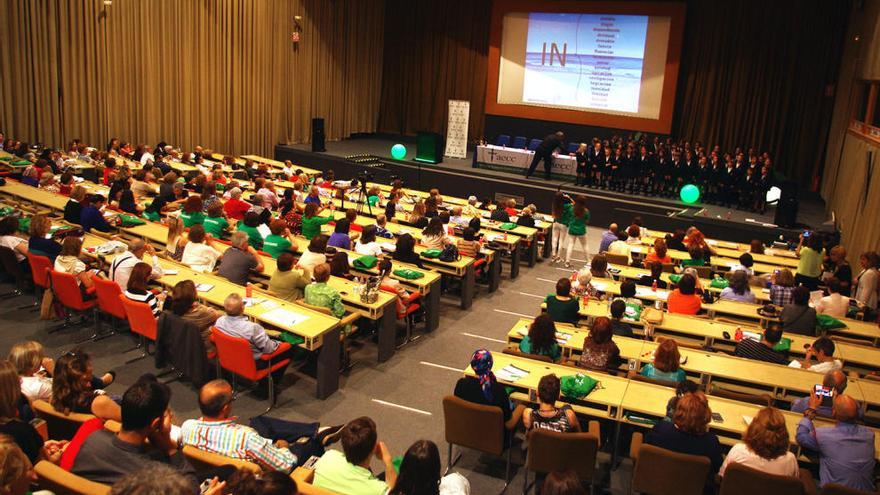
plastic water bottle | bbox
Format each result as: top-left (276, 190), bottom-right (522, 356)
top-left (246, 283), bottom-right (253, 299)
top-left (734, 327), bottom-right (743, 341)
top-left (651, 280), bottom-right (658, 292)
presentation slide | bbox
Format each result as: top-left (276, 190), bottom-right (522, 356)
top-left (486, 1), bottom-right (685, 133)
top-left (522, 13), bottom-right (648, 113)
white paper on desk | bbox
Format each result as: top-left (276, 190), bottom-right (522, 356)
top-left (196, 283), bottom-right (214, 292)
top-left (788, 360), bottom-right (803, 369)
top-left (261, 300), bottom-right (280, 311)
top-left (259, 308), bottom-right (310, 328)
top-left (635, 287), bottom-right (668, 300)
top-left (742, 415), bottom-right (753, 426)
top-left (256, 223), bottom-right (271, 239)
top-left (243, 297), bottom-right (266, 307)
top-left (592, 282), bottom-right (607, 291)
top-left (495, 364), bottom-right (530, 383)
top-left (163, 269), bottom-right (179, 275)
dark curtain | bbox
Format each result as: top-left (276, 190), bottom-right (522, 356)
top-left (377, 0), bottom-right (491, 140)
top-left (673, 0), bottom-right (852, 187)
top-left (378, 0), bottom-right (851, 187)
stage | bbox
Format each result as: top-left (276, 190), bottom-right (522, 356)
top-left (275, 135), bottom-right (829, 244)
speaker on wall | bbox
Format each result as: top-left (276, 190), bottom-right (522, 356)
top-left (311, 118), bottom-right (326, 152)
top-left (414, 131), bottom-right (443, 164)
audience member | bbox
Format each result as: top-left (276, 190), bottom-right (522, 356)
top-left (791, 370), bottom-right (848, 417)
top-left (235, 211), bottom-right (264, 250)
top-left (827, 246), bottom-right (852, 296)
top-left (638, 339), bottom-right (686, 383)
top-left (589, 254), bottom-right (612, 279)
top-left (268, 252), bottom-right (308, 301)
top-left (791, 337), bottom-right (842, 373)
top-left (181, 380), bottom-right (338, 472)
top-left (795, 233), bottom-right (824, 291)
top-left (609, 299), bottom-right (633, 337)
top-left (667, 274), bottom-right (702, 315)
top-left (0, 361), bottom-right (66, 465)
top-left (544, 278), bottom-right (580, 325)
top-left (110, 238), bottom-right (163, 291)
top-left (217, 232), bottom-right (264, 285)
top-left (170, 280), bottom-right (220, 351)
top-left (328, 219), bottom-right (354, 250)
top-left (54, 236), bottom-right (100, 294)
top-left (313, 417), bottom-right (396, 495)
top-left (769, 268), bottom-right (796, 307)
top-left (454, 349), bottom-right (516, 422)
top-left (646, 391), bottom-right (722, 472)
top-left (124, 262), bottom-right (165, 318)
top-left (720, 270), bottom-right (756, 303)
top-left (71, 379), bottom-right (199, 488)
top-left (304, 264), bottom-right (345, 318)
top-left (355, 225), bottom-right (385, 257)
top-left (577, 317), bottom-right (620, 372)
top-left (780, 286), bottom-right (817, 336)
top-left (165, 216), bottom-right (188, 262)
top-left (392, 233), bottom-right (424, 269)
top-left (796, 394), bottom-right (875, 490)
top-left (719, 406), bottom-right (798, 477)
top-left (598, 223), bottom-right (618, 254)
top-left (63, 186), bottom-right (88, 225)
top-left (26, 214), bottom-right (61, 263)
top-left (390, 439), bottom-right (469, 495)
top-left (853, 251), bottom-right (878, 311)
top-left (523, 374), bottom-right (579, 434)
top-left (214, 294), bottom-right (293, 382)
top-left (637, 261), bottom-right (667, 289)
top-left (80, 194), bottom-right (114, 233)
top-left (518, 314), bottom-right (561, 362)
top-left (734, 326), bottom-right (786, 365)
top-left (181, 225), bottom-right (222, 273)
top-left (541, 470), bottom-right (586, 495)
top-left (815, 277), bottom-right (849, 317)
top-left (51, 350), bottom-right (120, 421)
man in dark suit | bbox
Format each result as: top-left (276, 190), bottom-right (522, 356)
top-left (525, 131), bottom-right (566, 180)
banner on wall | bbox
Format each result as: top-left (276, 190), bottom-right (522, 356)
top-left (444, 99), bottom-right (470, 159)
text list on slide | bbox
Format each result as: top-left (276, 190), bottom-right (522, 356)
top-left (522, 13), bottom-right (648, 113)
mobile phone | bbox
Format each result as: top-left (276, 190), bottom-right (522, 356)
top-left (711, 412), bottom-right (723, 423)
top-left (814, 384), bottom-right (834, 407)
top-left (803, 230), bottom-right (812, 238)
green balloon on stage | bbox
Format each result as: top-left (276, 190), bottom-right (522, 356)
top-left (680, 184), bottom-right (700, 204)
top-left (391, 144), bottom-right (406, 160)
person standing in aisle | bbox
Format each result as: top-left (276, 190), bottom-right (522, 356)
top-left (563, 195), bottom-right (590, 268)
top-left (549, 192), bottom-right (572, 265)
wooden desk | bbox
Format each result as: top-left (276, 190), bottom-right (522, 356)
top-left (210, 242), bottom-right (401, 363)
top-left (78, 233), bottom-right (344, 399)
top-left (0, 180), bottom-right (70, 211)
top-left (463, 353), bottom-right (629, 419)
top-left (607, 263), bottom-right (771, 302)
top-left (240, 155), bottom-right (320, 176)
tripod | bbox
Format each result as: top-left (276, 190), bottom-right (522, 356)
top-left (344, 178), bottom-right (373, 216)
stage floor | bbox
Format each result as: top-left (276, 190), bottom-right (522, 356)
top-left (281, 136), bottom-right (828, 231)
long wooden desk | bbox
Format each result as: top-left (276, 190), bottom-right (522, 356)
top-left (209, 241), bottom-right (402, 363)
top-left (607, 263), bottom-right (772, 302)
top-left (78, 233), bottom-right (344, 399)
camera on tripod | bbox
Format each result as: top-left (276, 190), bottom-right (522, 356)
top-left (356, 171), bottom-right (374, 184)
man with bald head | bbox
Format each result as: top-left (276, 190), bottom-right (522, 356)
top-left (599, 223), bottom-right (619, 253)
top-left (796, 391), bottom-right (875, 490)
top-left (110, 238), bottom-right (163, 290)
top-left (791, 370), bottom-right (853, 417)
top-left (181, 379), bottom-right (341, 473)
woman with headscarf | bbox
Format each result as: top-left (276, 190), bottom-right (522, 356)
top-left (453, 349), bottom-right (514, 422)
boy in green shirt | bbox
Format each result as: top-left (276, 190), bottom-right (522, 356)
top-left (313, 417), bottom-right (396, 495)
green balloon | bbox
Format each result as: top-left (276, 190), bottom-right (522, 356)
top-left (680, 184), bottom-right (700, 204)
top-left (391, 144), bottom-right (406, 160)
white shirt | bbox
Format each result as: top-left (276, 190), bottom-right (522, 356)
top-left (719, 443), bottom-right (799, 478)
top-left (110, 250), bottom-right (163, 290)
top-left (855, 268), bottom-right (878, 310)
top-left (789, 358), bottom-right (843, 373)
top-left (355, 241), bottom-right (385, 257)
top-left (607, 240), bottom-right (632, 260)
top-left (181, 242), bottom-right (221, 273)
top-left (296, 250), bottom-right (326, 279)
top-left (0, 235), bottom-right (26, 262)
top-left (816, 293), bottom-right (849, 318)
top-left (140, 152), bottom-right (155, 165)
top-left (21, 375), bottom-right (53, 402)
top-left (439, 473), bottom-right (470, 495)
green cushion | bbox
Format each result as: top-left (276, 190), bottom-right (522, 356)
top-left (393, 268), bottom-right (424, 280)
top-left (816, 314), bottom-right (846, 330)
top-left (421, 249), bottom-right (442, 259)
top-left (353, 255), bottom-right (378, 270)
top-left (560, 373), bottom-right (599, 399)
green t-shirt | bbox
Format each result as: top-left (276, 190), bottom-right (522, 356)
top-left (235, 221), bottom-right (264, 249)
top-left (544, 294), bottom-right (580, 325)
top-left (518, 335), bottom-right (561, 361)
top-left (313, 450), bottom-right (389, 495)
top-left (568, 208), bottom-right (589, 236)
top-left (680, 258), bottom-right (705, 267)
top-left (301, 215), bottom-right (334, 240)
top-left (798, 247), bottom-right (824, 278)
top-left (262, 234), bottom-right (293, 259)
top-left (180, 211), bottom-right (205, 228)
top-left (557, 202), bottom-right (574, 227)
top-left (143, 210), bottom-right (161, 222)
top-left (203, 216), bottom-right (229, 238)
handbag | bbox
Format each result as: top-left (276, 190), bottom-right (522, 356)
top-left (560, 373), bottom-right (599, 399)
top-left (393, 268), bottom-right (424, 280)
top-left (641, 307), bottom-right (664, 325)
top-left (353, 255), bottom-right (378, 270)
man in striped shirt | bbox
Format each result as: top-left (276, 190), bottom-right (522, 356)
top-left (180, 380), bottom-right (342, 472)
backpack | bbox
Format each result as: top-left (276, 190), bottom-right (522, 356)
top-left (438, 244), bottom-right (460, 262)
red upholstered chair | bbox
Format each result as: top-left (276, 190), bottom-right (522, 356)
top-left (48, 269), bottom-right (98, 337)
top-left (118, 294), bottom-right (158, 363)
top-left (380, 285), bottom-right (422, 348)
top-left (92, 277), bottom-right (126, 338)
top-left (211, 327), bottom-right (291, 414)
top-left (26, 252), bottom-right (53, 310)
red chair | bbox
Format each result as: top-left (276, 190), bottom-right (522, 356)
top-left (380, 285), bottom-right (422, 348)
top-left (27, 252), bottom-right (53, 311)
top-left (211, 327), bottom-right (291, 415)
top-left (118, 294), bottom-right (158, 363)
top-left (92, 277), bottom-right (127, 338)
top-left (48, 269), bottom-right (98, 336)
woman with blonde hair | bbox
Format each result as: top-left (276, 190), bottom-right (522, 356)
top-left (7, 342), bottom-right (114, 403)
top-left (51, 350), bottom-right (120, 421)
top-left (165, 215), bottom-right (188, 261)
top-left (0, 362), bottom-right (68, 466)
top-left (646, 391), bottom-right (722, 471)
top-left (0, 435), bottom-right (38, 495)
top-left (26, 214), bottom-right (61, 263)
top-left (719, 407), bottom-right (798, 477)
